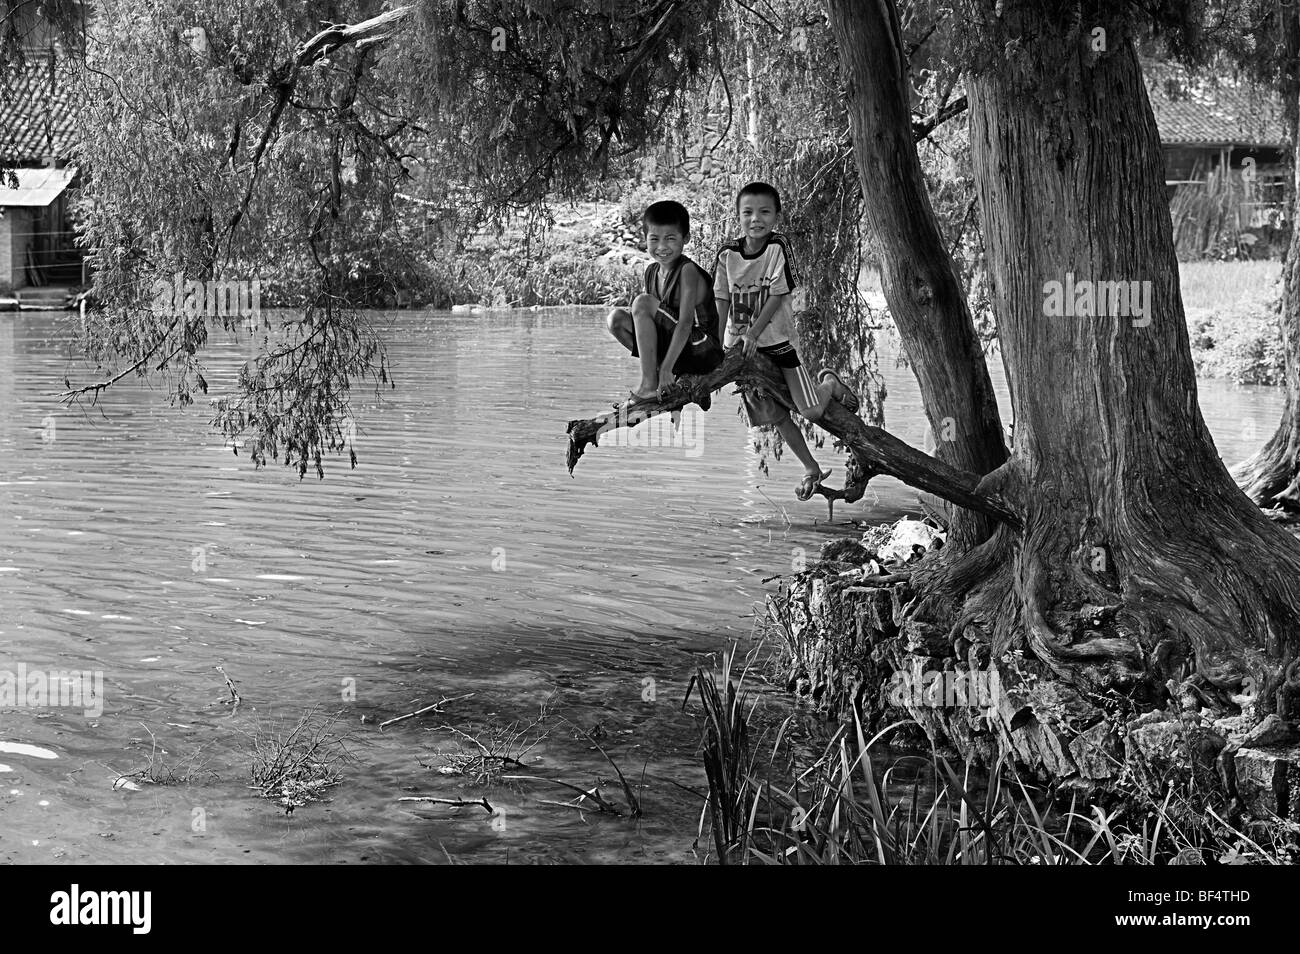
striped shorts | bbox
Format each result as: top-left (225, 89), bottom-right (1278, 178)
top-left (743, 341), bottom-right (820, 426)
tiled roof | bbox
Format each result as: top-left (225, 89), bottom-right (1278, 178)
top-left (0, 56), bottom-right (78, 166)
top-left (1146, 66), bottom-right (1287, 148)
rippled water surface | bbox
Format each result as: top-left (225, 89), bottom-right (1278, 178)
top-left (0, 308), bottom-right (1285, 863)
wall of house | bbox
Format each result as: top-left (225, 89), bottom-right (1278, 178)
top-left (0, 209), bottom-right (28, 289)
top-left (1, 213), bottom-right (19, 291)
top-left (2, 209), bottom-right (34, 289)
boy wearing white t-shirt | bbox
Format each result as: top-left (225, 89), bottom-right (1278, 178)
top-left (713, 182), bottom-right (858, 500)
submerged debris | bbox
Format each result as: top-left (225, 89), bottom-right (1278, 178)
top-left (247, 709), bottom-right (352, 813)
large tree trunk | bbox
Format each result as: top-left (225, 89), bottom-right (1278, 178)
top-left (944, 4), bottom-right (1300, 714)
top-left (825, 0), bottom-right (1008, 551)
top-left (763, 0), bottom-right (1300, 790)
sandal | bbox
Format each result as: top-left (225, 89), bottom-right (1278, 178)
top-left (818, 369), bottom-right (860, 414)
top-left (614, 389), bottom-right (660, 411)
top-left (796, 468), bottom-right (832, 501)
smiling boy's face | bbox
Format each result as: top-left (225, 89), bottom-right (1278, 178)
top-left (737, 192), bottom-right (778, 243)
top-left (645, 223), bottom-right (685, 266)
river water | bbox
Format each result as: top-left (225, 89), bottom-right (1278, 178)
top-left (0, 307), bottom-right (1286, 864)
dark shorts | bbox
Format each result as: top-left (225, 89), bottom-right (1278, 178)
top-left (630, 309), bottom-right (723, 375)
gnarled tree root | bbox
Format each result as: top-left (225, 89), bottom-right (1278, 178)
top-left (772, 476), bottom-right (1300, 797)
top-left (1233, 413), bottom-right (1300, 515)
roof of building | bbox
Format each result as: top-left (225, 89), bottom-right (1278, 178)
top-left (0, 56), bottom-right (79, 166)
top-left (0, 165), bottom-right (78, 206)
top-left (1147, 67), bottom-right (1287, 148)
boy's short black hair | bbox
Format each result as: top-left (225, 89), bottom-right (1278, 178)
top-left (642, 200), bottom-right (690, 239)
top-left (736, 181), bottom-right (782, 214)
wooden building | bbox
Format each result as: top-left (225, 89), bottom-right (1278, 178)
top-left (1146, 65), bottom-right (1290, 259)
top-left (0, 0), bottom-right (82, 308)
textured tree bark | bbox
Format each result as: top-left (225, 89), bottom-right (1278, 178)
top-left (825, 0), bottom-right (1009, 551)
top-left (948, 5), bottom-right (1300, 711)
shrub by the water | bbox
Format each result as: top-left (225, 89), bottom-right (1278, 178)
top-left (1182, 260), bottom-right (1284, 385)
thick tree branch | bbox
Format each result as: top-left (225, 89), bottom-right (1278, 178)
top-left (911, 94), bottom-right (967, 141)
top-left (226, 6), bottom-right (416, 240)
top-left (296, 7), bottom-right (415, 66)
top-left (565, 349), bottom-right (1022, 529)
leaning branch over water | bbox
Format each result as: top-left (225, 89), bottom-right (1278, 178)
top-left (564, 347), bottom-right (1022, 529)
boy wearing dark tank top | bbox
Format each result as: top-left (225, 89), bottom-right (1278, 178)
top-left (606, 201), bottom-right (723, 410)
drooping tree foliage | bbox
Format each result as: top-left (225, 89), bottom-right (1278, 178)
top-left (5, 0), bottom-right (985, 476)
top-left (7, 0), bottom-right (732, 474)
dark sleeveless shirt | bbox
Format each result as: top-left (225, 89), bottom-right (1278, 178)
top-left (643, 256), bottom-right (721, 346)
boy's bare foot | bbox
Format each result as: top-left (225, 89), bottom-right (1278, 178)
top-left (795, 467), bottom-right (832, 501)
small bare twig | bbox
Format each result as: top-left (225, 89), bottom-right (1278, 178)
top-left (843, 573), bottom-right (912, 588)
top-left (502, 775), bottom-right (622, 815)
top-left (538, 799), bottom-right (600, 813)
top-left (216, 665), bottom-right (241, 715)
top-left (397, 796), bottom-right (493, 811)
top-left (379, 691), bottom-right (475, 729)
top-left (563, 718), bottom-right (642, 818)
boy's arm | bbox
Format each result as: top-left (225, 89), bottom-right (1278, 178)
top-left (657, 270), bottom-right (702, 383)
top-left (741, 292), bottom-right (789, 356)
top-left (740, 243), bottom-right (795, 356)
top-left (715, 297), bottom-right (732, 348)
top-left (712, 252), bottom-right (732, 347)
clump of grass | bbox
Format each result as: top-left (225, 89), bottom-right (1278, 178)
top-left (247, 708), bottom-right (353, 812)
top-left (684, 646), bottom-right (762, 862)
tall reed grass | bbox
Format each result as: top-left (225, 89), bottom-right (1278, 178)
top-left (686, 650), bottom-right (1291, 865)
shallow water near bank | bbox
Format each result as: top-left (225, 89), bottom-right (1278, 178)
top-left (0, 307), bottom-right (1285, 863)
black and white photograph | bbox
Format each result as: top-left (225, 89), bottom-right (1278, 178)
top-left (0, 0), bottom-right (1295, 909)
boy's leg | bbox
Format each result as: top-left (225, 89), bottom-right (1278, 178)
top-left (606, 307), bottom-right (635, 351)
top-left (773, 364), bottom-right (835, 498)
top-left (800, 382), bottom-right (834, 423)
top-left (774, 414), bottom-right (824, 479)
top-left (629, 293), bottom-right (661, 397)
top-left (781, 363), bottom-right (828, 426)
top-left (744, 390), bottom-right (822, 477)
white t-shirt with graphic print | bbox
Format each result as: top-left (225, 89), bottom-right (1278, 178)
top-left (712, 233), bottom-right (798, 348)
